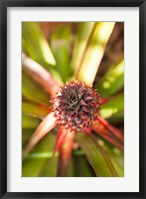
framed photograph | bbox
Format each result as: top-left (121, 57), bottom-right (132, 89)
top-left (0, 0), bottom-right (146, 198)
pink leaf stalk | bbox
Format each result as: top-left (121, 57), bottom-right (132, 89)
top-left (23, 112), bottom-right (57, 159)
top-left (57, 128), bottom-right (75, 177)
top-left (92, 121), bottom-right (124, 151)
top-left (22, 53), bottom-right (59, 96)
top-left (97, 115), bottom-right (124, 143)
top-left (53, 127), bottom-right (68, 156)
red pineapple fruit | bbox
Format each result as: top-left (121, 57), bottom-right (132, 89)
top-left (52, 80), bottom-right (103, 132)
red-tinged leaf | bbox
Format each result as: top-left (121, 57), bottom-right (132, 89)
top-left (84, 128), bottom-right (92, 136)
top-left (97, 115), bottom-right (124, 143)
top-left (23, 112), bottom-right (57, 159)
top-left (98, 97), bottom-right (109, 105)
top-left (22, 53), bottom-right (59, 97)
top-left (57, 128), bottom-right (75, 177)
top-left (53, 127), bottom-right (68, 156)
top-left (92, 121), bottom-right (124, 151)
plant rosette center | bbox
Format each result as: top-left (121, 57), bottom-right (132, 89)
top-left (52, 80), bottom-right (102, 132)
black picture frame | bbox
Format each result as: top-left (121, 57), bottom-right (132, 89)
top-left (0, 0), bottom-right (146, 198)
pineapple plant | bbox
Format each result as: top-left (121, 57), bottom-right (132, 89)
top-left (22, 22), bottom-right (124, 177)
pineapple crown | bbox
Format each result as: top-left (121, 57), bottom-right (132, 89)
top-left (52, 80), bottom-right (102, 132)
